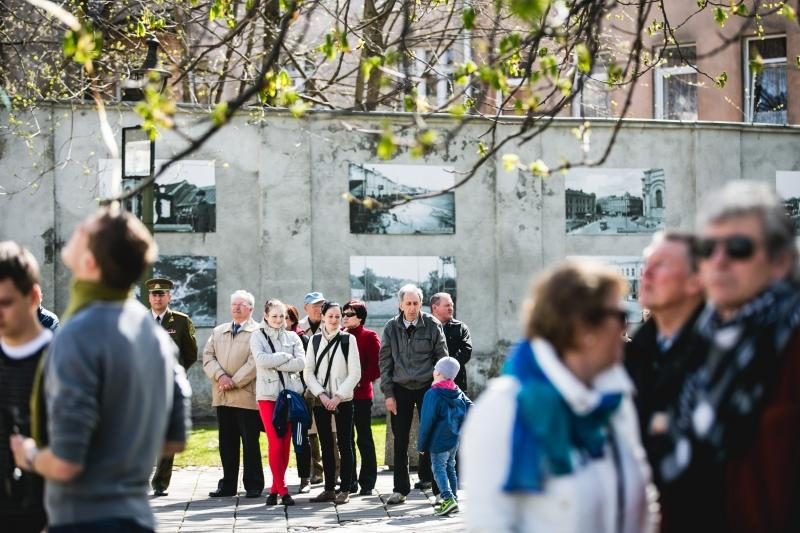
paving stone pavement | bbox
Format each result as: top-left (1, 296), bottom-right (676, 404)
top-left (151, 467), bottom-right (466, 532)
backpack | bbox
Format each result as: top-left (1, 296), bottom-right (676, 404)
top-left (311, 332), bottom-right (349, 363)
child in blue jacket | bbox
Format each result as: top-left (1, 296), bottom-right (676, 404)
top-left (418, 356), bottom-right (472, 516)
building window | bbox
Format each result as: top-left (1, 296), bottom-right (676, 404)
top-left (655, 189), bottom-right (663, 208)
top-left (416, 49), bottom-right (455, 108)
top-left (654, 46), bottom-right (697, 120)
top-left (573, 70), bottom-right (611, 118)
top-left (745, 36), bottom-right (787, 124)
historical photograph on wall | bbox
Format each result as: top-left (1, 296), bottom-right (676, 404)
top-left (568, 255), bottom-right (645, 323)
top-left (350, 256), bottom-right (457, 327)
top-left (348, 163), bottom-right (456, 234)
top-left (98, 159), bottom-right (217, 233)
top-left (565, 168), bottom-right (666, 235)
top-left (154, 255), bottom-right (217, 327)
top-left (776, 171), bottom-right (800, 234)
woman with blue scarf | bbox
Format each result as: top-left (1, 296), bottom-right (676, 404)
top-left (462, 261), bottom-right (651, 533)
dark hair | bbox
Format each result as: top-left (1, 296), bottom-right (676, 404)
top-left (87, 207), bottom-right (157, 289)
top-left (525, 261), bottom-right (628, 354)
top-left (321, 301), bottom-right (341, 315)
top-left (264, 298), bottom-right (286, 315)
top-left (0, 241), bottom-right (40, 295)
top-left (286, 304), bottom-right (301, 326)
top-left (343, 299), bottom-right (368, 324)
top-left (429, 292), bottom-right (452, 307)
top-left (657, 230), bottom-right (701, 272)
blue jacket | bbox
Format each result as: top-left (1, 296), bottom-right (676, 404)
top-left (418, 384), bottom-right (472, 454)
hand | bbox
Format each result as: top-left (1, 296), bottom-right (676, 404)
top-left (218, 375), bottom-right (235, 391)
top-left (385, 397), bottom-right (397, 416)
top-left (419, 451), bottom-right (426, 455)
top-left (9, 435), bottom-right (37, 471)
top-left (328, 395), bottom-right (342, 412)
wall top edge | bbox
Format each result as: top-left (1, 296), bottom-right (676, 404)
top-left (16, 102), bottom-right (800, 134)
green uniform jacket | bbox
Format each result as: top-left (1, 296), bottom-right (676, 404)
top-left (159, 308), bottom-right (198, 369)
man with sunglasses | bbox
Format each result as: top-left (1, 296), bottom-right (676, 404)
top-left (146, 278), bottom-right (198, 497)
top-left (625, 231), bottom-right (705, 487)
top-left (657, 182), bottom-right (800, 533)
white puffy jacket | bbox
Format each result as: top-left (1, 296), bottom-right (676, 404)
top-left (250, 326), bottom-right (306, 401)
top-left (304, 329), bottom-right (361, 402)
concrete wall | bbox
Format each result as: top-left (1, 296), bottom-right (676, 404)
top-left (2, 105), bottom-right (799, 418)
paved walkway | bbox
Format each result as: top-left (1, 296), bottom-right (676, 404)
top-left (151, 467), bottom-right (465, 532)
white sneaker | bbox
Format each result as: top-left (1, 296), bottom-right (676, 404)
top-left (434, 494), bottom-right (443, 505)
top-left (386, 492), bottom-right (407, 504)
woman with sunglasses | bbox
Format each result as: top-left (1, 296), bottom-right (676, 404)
top-left (341, 300), bottom-right (381, 495)
top-left (461, 260), bottom-right (650, 533)
top-left (250, 299), bottom-right (306, 506)
top-left (304, 301), bottom-right (361, 505)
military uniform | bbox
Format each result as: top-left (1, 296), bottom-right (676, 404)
top-left (147, 278), bottom-right (198, 495)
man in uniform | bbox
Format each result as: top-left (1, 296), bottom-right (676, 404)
top-left (147, 277), bottom-right (198, 496)
top-left (191, 190), bottom-right (214, 232)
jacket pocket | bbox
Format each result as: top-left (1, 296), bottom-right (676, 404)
top-left (413, 334), bottom-right (433, 354)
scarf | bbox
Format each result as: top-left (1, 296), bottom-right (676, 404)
top-left (660, 280), bottom-right (800, 482)
top-left (30, 279), bottom-right (130, 443)
top-left (264, 323), bottom-right (285, 341)
top-left (432, 379), bottom-right (457, 390)
top-left (503, 340), bottom-right (622, 492)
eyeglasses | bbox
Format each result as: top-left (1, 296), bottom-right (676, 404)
top-left (342, 312), bottom-right (357, 318)
top-left (698, 235), bottom-right (757, 261)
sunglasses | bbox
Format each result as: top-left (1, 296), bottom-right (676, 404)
top-left (587, 308), bottom-right (628, 327)
top-left (698, 235), bottom-right (757, 261)
top-left (342, 312), bottom-right (357, 318)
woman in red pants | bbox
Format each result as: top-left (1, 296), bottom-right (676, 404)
top-left (250, 299), bottom-right (306, 505)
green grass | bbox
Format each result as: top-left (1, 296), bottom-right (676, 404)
top-left (174, 417), bottom-right (388, 468)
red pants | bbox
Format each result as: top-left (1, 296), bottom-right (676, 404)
top-left (258, 400), bottom-right (293, 496)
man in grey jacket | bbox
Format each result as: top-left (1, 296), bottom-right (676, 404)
top-left (10, 207), bottom-right (191, 533)
top-left (379, 284), bottom-right (448, 504)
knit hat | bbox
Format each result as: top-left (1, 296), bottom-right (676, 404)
top-left (434, 357), bottom-right (460, 380)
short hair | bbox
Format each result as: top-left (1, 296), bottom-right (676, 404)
top-left (524, 260), bottom-right (628, 354)
top-left (264, 298), bottom-right (286, 315)
top-left (430, 292), bottom-right (453, 307)
top-left (231, 290), bottom-right (255, 308)
top-left (398, 284), bottom-right (423, 303)
top-left (0, 241), bottom-right (40, 295)
top-left (699, 181), bottom-right (796, 266)
top-left (286, 304), bottom-right (301, 325)
top-left (645, 230), bottom-right (701, 272)
top-left (87, 207), bottom-right (157, 289)
top-left (343, 299), bottom-right (368, 324)
top-left (321, 301), bottom-right (341, 316)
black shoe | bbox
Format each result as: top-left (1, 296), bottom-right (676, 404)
top-left (310, 475), bottom-right (324, 485)
top-left (265, 493), bottom-right (278, 505)
top-left (359, 488), bottom-right (373, 496)
top-left (245, 489), bottom-right (262, 499)
top-left (153, 489), bottom-right (168, 497)
top-left (414, 481), bottom-right (432, 490)
top-left (209, 489), bottom-right (236, 497)
top-left (281, 494), bottom-right (295, 506)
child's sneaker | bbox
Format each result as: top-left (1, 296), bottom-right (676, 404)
top-left (434, 497), bottom-right (459, 516)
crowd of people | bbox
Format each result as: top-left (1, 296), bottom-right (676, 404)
top-left (1, 179), bottom-right (799, 533)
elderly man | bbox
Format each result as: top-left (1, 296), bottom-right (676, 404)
top-left (10, 208), bottom-right (191, 533)
top-left (0, 242), bottom-right (52, 533)
top-left (203, 290), bottom-right (264, 498)
top-left (380, 284), bottom-right (448, 504)
top-left (658, 182), bottom-right (800, 533)
top-left (298, 291), bottom-right (325, 335)
top-left (430, 293), bottom-right (472, 394)
top-left (624, 231), bottom-right (705, 485)
top-left (147, 277), bottom-right (198, 496)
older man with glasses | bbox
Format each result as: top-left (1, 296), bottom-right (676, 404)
top-left (202, 290), bottom-right (264, 498)
top-left (656, 182), bottom-right (800, 533)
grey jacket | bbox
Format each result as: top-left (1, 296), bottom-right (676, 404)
top-left (379, 312), bottom-right (449, 397)
top-left (44, 300), bottom-right (191, 529)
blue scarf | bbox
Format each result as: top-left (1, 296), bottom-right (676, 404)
top-left (503, 340), bottom-right (623, 492)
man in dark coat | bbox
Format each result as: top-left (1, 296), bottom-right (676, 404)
top-left (624, 230), bottom-right (704, 486)
top-left (147, 277), bottom-right (198, 496)
top-left (430, 292), bottom-right (472, 394)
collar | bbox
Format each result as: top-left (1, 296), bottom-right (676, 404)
top-left (1, 329), bottom-right (53, 360)
top-left (225, 317), bottom-right (257, 332)
top-left (63, 279), bottom-right (130, 321)
top-left (152, 309), bottom-right (168, 321)
top-left (402, 316), bottom-right (421, 329)
top-left (531, 338), bottom-right (632, 416)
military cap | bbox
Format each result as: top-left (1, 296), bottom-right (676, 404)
top-left (146, 278), bottom-right (174, 292)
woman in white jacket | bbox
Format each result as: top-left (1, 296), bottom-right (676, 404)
top-left (304, 301), bottom-right (361, 505)
top-left (461, 261), bottom-right (653, 533)
top-left (250, 299), bottom-right (306, 506)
